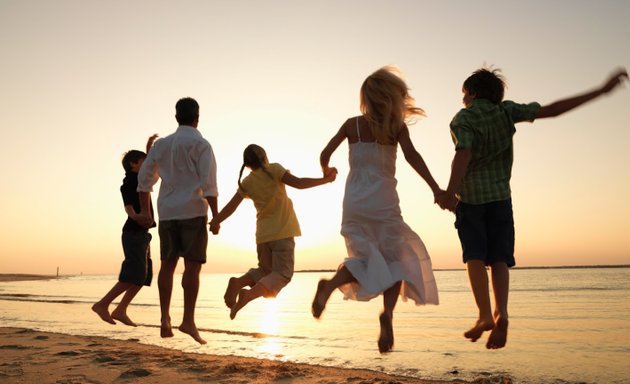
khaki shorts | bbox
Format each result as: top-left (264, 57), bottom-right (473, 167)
top-left (158, 216), bottom-right (208, 263)
top-left (247, 237), bottom-right (295, 297)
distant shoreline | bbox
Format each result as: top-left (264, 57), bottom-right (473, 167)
top-left (1, 264), bottom-right (628, 282)
top-left (0, 274), bottom-right (57, 282)
top-left (297, 264), bottom-right (630, 273)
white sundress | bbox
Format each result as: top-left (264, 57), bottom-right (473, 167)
top-left (338, 118), bottom-right (439, 305)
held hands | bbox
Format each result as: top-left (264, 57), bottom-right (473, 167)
top-left (435, 190), bottom-right (459, 213)
top-left (136, 212), bottom-right (154, 228)
top-left (323, 166), bottom-right (338, 183)
top-left (209, 218), bottom-right (220, 235)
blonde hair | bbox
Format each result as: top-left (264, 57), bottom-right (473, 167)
top-left (360, 66), bottom-right (425, 144)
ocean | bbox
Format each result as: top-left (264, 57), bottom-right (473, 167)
top-left (1, 267), bottom-right (629, 383)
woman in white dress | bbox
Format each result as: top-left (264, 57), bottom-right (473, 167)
top-left (312, 66), bottom-right (442, 353)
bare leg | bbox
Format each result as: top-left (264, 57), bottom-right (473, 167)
top-left (178, 259), bottom-right (206, 344)
top-left (224, 274), bottom-right (255, 308)
top-left (464, 260), bottom-right (495, 342)
top-left (111, 284), bottom-right (142, 326)
top-left (158, 259), bottom-right (178, 338)
top-left (379, 281), bottom-right (401, 353)
top-left (487, 262), bottom-right (509, 349)
top-left (312, 266), bottom-right (357, 319)
top-left (230, 283), bottom-right (271, 320)
top-left (92, 282), bottom-right (133, 325)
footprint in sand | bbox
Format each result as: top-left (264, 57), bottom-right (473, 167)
top-left (221, 363), bottom-right (241, 374)
top-left (118, 368), bottom-right (152, 379)
top-left (0, 361), bottom-right (24, 377)
top-left (56, 374), bottom-right (100, 384)
top-left (273, 364), bottom-right (305, 380)
top-left (0, 345), bottom-right (31, 350)
top-left (93, 354), bottom-right (116, 363)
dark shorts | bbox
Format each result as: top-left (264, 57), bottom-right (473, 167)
top-left (455, 199), bottom-right (515, 267)
top-left (158, 216), bottom-right (208, 263)
top-left (119, 231), bottom-right (153, 286)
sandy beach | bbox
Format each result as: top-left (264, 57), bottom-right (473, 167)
top-left (0, 327), bottom-right (466, 384)
top-left (0, 274), bottom-right (465, 384)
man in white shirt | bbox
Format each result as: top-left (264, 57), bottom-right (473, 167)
top-left (138, 97), bottom-right (218, 345)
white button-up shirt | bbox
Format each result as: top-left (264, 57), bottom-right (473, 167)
top-left (138, 125), bottom-right (218, 221)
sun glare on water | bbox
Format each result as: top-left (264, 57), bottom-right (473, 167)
top-left (255, 298), bottom-right (283, 356)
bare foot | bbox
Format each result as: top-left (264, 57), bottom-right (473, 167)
top-left (224, 277), bottom-right (239, 308)
top-left (378, 313), bottom-right (394, 353)
top-left (230, 288), bottom-right (251, 320)
top-left (311, 279), bottom-right (329, 319)
top-left (464, 318), bottom-right (495, 342)
top-left (111, 311), bottom-right (137, 327)
top-left (179, 322), bottom-right (207, 345)
top-left (161, 319), bottom-right (174, 338)
top-left (91, 303), bottom-right (115, 325)
top-left (486, 317), bottom-right (508, 349)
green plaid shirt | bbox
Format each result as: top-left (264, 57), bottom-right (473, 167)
top-left (450, 99), bottom-right (540, 204)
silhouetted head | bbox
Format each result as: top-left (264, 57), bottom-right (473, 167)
top-left (359, 66), bottom-right (425, 144)
top-left (121, 150), bottom-right (146, 172)
top-left (462, 68), bottom-right (506, 105)
top-left (175, 97), bottom-right (200, 125)
top-left (238, 144), bottom-right (270, 191)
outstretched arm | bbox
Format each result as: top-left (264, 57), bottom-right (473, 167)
top-left (209, 193), bottom-right (243, 234)
top-left (398, 126), bottom-right (443, 199)
top-left (282, 169), bottom-right (337, 189)
top-left (537, 68), bottom-right (628, 119)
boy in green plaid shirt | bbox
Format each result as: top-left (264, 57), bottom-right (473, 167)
top-left (437, 67), bottom-right (628, 349)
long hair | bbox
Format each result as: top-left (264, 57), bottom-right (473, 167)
top-left (238, 144), bottom-right (272, 192)
top-left (360, 66), bottom-right (425, 144)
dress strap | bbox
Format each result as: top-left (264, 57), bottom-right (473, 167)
top-left (356, 117), bottom-right (361, 141)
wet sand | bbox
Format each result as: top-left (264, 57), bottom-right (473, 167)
top-left (0, 327), bottom-right (462, 384)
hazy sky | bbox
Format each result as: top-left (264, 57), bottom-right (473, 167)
top-left (1, 0), bottom-right (628, 275)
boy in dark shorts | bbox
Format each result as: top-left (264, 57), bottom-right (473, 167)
top-left (92, 137), bottom-right (156, 326)
top-left (437, 67), bottom-right (628, 349)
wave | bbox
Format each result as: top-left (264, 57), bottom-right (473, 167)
top-left (510, 286), bottom-right (620, 292)
top-left (0, 294), bottom-right (157, 306)
top-left (130, 323), bottom-right (307, 340)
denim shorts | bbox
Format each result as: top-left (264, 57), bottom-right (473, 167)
top-left (455, 199), bottom-right (515, 267)
top-left (119, 231), bottom-right (153, 286)
top-left (158, 216), bottom-right (208, 263)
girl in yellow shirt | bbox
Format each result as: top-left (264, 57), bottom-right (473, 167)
top-left (210, 144), bottom-right (336, 319)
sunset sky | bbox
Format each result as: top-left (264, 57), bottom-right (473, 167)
top-left (1, 0), bottom-right (628, 275)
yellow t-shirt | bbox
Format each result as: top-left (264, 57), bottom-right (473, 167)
top-left (238, 163), bottom-right (301, 244)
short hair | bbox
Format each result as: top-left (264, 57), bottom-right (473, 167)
top-left (175, 97), bottom-right (199, 125)
top-left (360, 66), bottom-right (425, 145)
top-left (463, 68), bottom-right (506, 104)
top-left (121, 150), bottom-right (146, 172)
